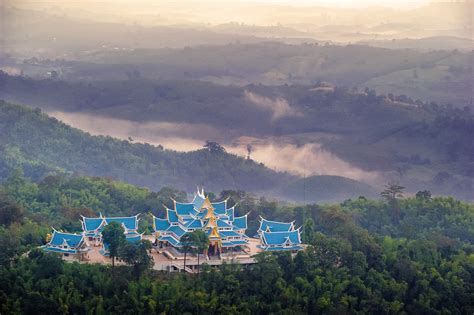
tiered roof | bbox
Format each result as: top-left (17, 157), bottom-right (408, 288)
top-left (258, 217), bottom-right (294, 233)
top-left (258, 217), bottom-right (302, 251)
top-left (153, 188), bottom-right (248, 248)
top-left (43, 229), bottom-right (87, 254)
top-left (81, 214), bottom-right (140, 238)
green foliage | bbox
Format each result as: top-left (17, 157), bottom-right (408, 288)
top-left (380, 182), bottom-right (405, 202)
top-left (189, 230), bottom-right (209, 273)
top-left (119, 240), bottom-right (153, 279)
top-left (0, 101), bottom-right (292, 195)
top-left (102, 222), bottom-right (126, 267)
top-left (302, 218), bottom-right (314, 244)
top-left (0, 174), bottom-right (472, 313)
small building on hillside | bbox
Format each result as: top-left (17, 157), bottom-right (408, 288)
top-left (153, 188), bottom-right (249, 256)
top-left (258, 217), bottom-right (302, 251)
top-left (42, 229), bottom-right (88, 259)
top-left (81, 214), bottom-right (140, 245)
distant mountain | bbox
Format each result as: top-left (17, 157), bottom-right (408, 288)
top-left (358, 36), bottom-right (474, 52)
top-left (279, 175), bottom-right (378, 203)
top-left (5, 41), bottom-right (470, 106)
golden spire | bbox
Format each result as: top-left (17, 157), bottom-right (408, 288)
top-left (209, 226), bottom-right (220, 239)
top-left (201, 196), bottom-right (214, 212)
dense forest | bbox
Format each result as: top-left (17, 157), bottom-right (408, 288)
top-left (0, 100), bottom-right (383, 202)
top-left (0, 101), bottom-right (289, 192)
top-left (0, 172), bottom-right (473, 314)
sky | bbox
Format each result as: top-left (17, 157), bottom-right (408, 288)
top-left (6, 0), bottom-right (433, 9)
top-left (237, 0), bottom-right (432, 8)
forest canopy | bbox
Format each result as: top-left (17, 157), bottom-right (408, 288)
top-left (0, 172), bottom-right (472, 314)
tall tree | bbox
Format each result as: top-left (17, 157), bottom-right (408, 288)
top-left (119, 240), bottom-right (153, 279)
top-left (380, 183), bottom-right (405, 202)
top-left (180, 233), bottom-right (194, 272)
top-left (190, 230), bottom-right (209, 274)
top-left (302, 218), bottom-right (315, 244)
top-left (203, 141), bottom-right (226, 154)
top-left (102, 222), bottom-right (125, 268)
top-left (381, 182), bottom-right (405, 222)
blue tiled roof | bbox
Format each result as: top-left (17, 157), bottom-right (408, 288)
top-left (49, 231), bottom-right (84, 248)
top-left (226, 208), bottom-right (235, 221)
top-left (167, 209), bottom-right (179, 223)
top-left (195, 209), bottom-right (208, 219)
top-left (154, 217), bottom-right (171, 231)
top-left (158, 235), bottom-right (180, 247)
top-left (217, 219), bottom-right (232, 228)
top-left (233, 215), bottom-right (247, 230)
top-left (83, 217), bottom-right (104, 231)
top-left (262, 230), bottom-right (301, 246)
top-left (230, 240), bottom-right (248, 246)
top-left (192, 194), bottom-right (205, 209)
top-left (221, 239), bottom-right (248, 247)
top-left (167, 226), bottom-right (187, 238)
top-left (259, 218), bottom-right (293, 233)
top-left (212, 201), bottom-right (227, 215)
top-left (186, 219), bottom-right (203, 229)
top-left (105, 216), bottom-right (138, 230)
top-left (219, 230), bottom-right (241, 238)
top-left (175, 203), bottom-right (196, 216)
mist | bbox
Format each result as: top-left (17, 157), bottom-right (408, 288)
top-left (244, 91), bottom-right (301, 121)
top-left (47, 111), bottom-right (380, 184)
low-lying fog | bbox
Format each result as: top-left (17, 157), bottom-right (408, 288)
top-left (49, 111), bottom-right (381, 184)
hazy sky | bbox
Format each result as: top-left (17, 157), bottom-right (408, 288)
top-left (8, 0), bottom-right (433, 9)
top-left (238, 0), bottom-right (431, 8)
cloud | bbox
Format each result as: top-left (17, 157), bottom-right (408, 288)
top-left (244, 90), bottom-right (301, 121)
top-left (228, 140), bottom-right (380, 183)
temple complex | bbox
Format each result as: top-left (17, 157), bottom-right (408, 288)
top-left (153, 188), bottom-right (249, 256)
top-left (41, 188), bottom-right (303, 271)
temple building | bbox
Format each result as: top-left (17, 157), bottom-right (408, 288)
top-left (258, 217), bottom-right (302, 251)
top-left (81, 214), bottom-right (140, 245)
top-left (42, 229), bottom-right (88, 257)
top-left (153, 188), bottom-right (249, 255)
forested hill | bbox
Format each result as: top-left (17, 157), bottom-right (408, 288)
top-left (0, 101), bottom-right (288, 193)
top-left (0, 171), bottom-right (473, 313)
top-left (0, 101), bottom-right (379, 200)
top-left (1, 73), bottom-right (473, 200)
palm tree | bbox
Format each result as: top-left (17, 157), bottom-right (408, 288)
top-left (180, 233), bottom-right (194, 272)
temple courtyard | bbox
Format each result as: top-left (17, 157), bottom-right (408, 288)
top-left (73, 236), bottom-right (263, 273)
